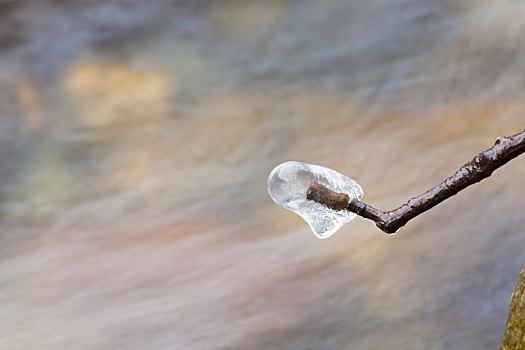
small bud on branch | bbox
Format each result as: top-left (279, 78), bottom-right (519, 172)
top-left (306, 182), bottom-right (349, 211)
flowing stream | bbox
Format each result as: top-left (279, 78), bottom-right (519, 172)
top-left (1, 1), bottom-right (524, 349)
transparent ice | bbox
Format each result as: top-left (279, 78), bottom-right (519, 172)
top-left (267, 161), bottom-right (363, 239)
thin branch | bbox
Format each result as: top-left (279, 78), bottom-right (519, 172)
top-left (306, 129), bottom-right (525, 234)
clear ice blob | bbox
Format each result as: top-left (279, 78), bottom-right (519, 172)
top-left (267, 161), bottom-right (363, 239)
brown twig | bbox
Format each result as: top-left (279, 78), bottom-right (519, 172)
top-left (306, 129), bottom-right (525, 234)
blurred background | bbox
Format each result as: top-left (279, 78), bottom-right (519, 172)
top-left (0, 0), bottom-right (524, 349)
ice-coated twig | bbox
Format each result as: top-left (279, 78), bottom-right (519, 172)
top-left (306, 129), bottom-right (525, 234)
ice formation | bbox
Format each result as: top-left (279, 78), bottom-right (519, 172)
top-left (267, 161), bottom-right (363, 239)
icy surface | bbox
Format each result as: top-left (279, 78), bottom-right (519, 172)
top-left (267, 161), bottom-right (363, 239)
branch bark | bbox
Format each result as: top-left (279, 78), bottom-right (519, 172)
top-left (306, 130), bottom-right (525, 234)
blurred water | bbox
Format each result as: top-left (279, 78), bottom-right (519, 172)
top-left (0, 1), bottom-right (524, 349)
